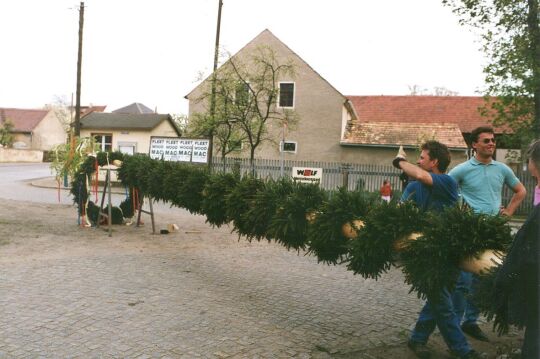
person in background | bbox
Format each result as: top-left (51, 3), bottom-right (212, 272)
top-left (449, 126), bottom-right (526, 342)
top-left (493, 139), bottom-right (540, 358)
top-left (394, 140), bottom-right (483, 359)
top-left (380, 179), bottom-right (392, 203)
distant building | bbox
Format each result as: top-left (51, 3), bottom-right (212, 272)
top-left (80, 109), bottom-right (181, 155)
top-left (0, 107), bottom-right (67, 150)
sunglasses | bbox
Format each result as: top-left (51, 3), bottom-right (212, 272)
top-left (480, 138), bottom-right (496, 144)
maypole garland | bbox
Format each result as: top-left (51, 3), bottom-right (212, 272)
top-left (72, 153), bottom-right (518, 331)
top-left (306, 187), bottom-right (378, 264)
top-left (347, 201), bottom-right (427, 279)
top-left (266, 181), bottom-right (326, 250)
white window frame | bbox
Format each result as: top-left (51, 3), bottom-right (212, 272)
top-left (92, 133), bottom-right (113, 152)
top-left (280, 140), bottom-right (297, 154)
top-left (278, 82), bottom-right (295, 108)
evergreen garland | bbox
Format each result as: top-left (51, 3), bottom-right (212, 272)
top-left (200, 172), bottom-right (240, 227)
top-left (347, 200), bottom-right (426, 279)
top-left (266, 181), bottom-right (327, 250)
top-left (243, 178), bottom-right (295, 242)
top-left (225, 176), bottom-right (265, 238)
top-left (400, 206), bottom-right (512, 299)
top-left (175, 166), bottom-right (209, 214)
top-left (307, 188), bottom-right (376, 264)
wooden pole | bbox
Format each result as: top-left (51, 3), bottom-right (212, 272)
top-left (74, 2), bottom-right (84, 137)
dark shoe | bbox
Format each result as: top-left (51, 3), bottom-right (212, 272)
top-left (461, 323), bottom-right (489, 342)
top-left (407, 340), bottom-right (431, 359)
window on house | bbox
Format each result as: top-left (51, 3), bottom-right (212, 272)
top-left (92, 133), bottom-right (112, 151)
top-left (280, 140), bottom-right (297, 154)
top-left (278, 82), bottom-right (295, 108)
top-left (235, 82), bottom-right (250, 106)
top-left (229, 140), bottom-right (243, 152)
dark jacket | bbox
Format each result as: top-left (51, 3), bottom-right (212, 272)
top-left (494, 204), bottom-right (539, 327)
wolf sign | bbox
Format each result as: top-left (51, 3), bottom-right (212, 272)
top-left (292, 167), bottom-right (323, 184)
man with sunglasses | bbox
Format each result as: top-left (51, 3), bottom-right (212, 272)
top-left (449, 126), bottom-right (526, 342)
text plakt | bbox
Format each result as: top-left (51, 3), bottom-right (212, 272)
top-left (149, 137), bottom-right (209, 163)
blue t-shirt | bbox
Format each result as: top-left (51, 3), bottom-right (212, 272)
top-left (448, 157), bottom-right (520, 215)
top-left (400, 173), bottom-right (458, 212)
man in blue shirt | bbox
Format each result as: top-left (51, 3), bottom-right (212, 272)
top-left (449, 126), bottom-right (526, 342)
top-left (394, 141), bottom-right (482, 359)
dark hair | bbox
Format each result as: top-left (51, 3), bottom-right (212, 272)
top-left (470, 126), bottom-right (495, 143)
top-left (527, 139), bottom-right (540, 170)
top-left (421, 140), bottom-right (451, 172)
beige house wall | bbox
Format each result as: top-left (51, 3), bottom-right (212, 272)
top-left (188, 30), bottom-right (348, 163)
top-left (0, 148), bottom-right (43, 162)
top-left (32, 112), bottom-right (67, 150)
top-left (80, 120), bottom-right (179, 155)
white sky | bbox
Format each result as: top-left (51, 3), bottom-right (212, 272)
top-left (0, 0), bottom-right (486, 115)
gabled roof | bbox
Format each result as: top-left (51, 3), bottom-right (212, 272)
top-left (112, 103), bottom-right (154, 114)
top-left (342, 121), bottom-right (467, 149)
top-left (185, 29), bottom-right (346, 102)
top-left (346, 96), bottom-right (499, 134)
top-left (81, 112), bottom-right (181, 136)
top-left (0, 108), bottom-right (49, 132)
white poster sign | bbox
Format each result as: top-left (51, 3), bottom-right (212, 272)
top-left (149, 137), bottom-right (209, 163)
top-left (292, 167), bottom-right (323, 184)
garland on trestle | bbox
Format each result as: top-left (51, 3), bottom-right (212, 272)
top-left (70, 151), bottom-right (128, 225)
top-left (86, 154), bottom-right (516, 331)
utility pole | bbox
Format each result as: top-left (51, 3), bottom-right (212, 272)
top-left (208, 0), bottom-right (223, 170)
top-left (74, 2), bottom-right (84, 137)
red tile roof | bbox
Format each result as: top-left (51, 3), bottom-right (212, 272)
top-left (0, 108), bottom-right (49, 132)
top-left (346, 96), bottom-right (500, 134)
top-left (342, 121), bottom-right (467, 149)
top-left (81, 105), bottom-right (106, 117)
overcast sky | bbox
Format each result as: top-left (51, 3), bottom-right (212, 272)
top-left (0, 0), bottom-right (486, 115)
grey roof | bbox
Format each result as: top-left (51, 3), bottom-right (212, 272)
top-left (112, 102), bottom-right (154, 114)
top-left (81, 112), bottom-right (181, 135)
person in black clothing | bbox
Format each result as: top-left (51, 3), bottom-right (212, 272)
top-left (494, 139), bottom-right (540, 358)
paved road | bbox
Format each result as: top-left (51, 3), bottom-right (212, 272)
top-left (0, 163), bottom-right (505, 358)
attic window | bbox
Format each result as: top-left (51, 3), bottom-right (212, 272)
top-left (278, 82), bottom-right (295, 108)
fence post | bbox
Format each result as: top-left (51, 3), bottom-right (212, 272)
top-left (341, 163), bottom-right (351, 189)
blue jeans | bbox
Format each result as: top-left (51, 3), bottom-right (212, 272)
top-left (410, 286), bottom-right (471, 356)
top-left (453, 271), bottom-right (480, 325)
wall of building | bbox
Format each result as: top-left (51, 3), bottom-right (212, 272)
top-left (0, 148), bottom-right (43, 162)
top-left (32, 112), bottom-right (67, 150)
top-left (188, 30), bottom-right (347, 163)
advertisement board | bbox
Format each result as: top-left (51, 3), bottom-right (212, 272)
top-left (149, 137), bottom-right (209, 163)
top-left (292, 167), bottom-right (323, 184)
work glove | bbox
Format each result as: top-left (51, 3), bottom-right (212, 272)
top-left (392, 145), bottom-right (407, 169)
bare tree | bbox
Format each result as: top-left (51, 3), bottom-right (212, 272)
top-left (191, 45), bottom-right (298, 174)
